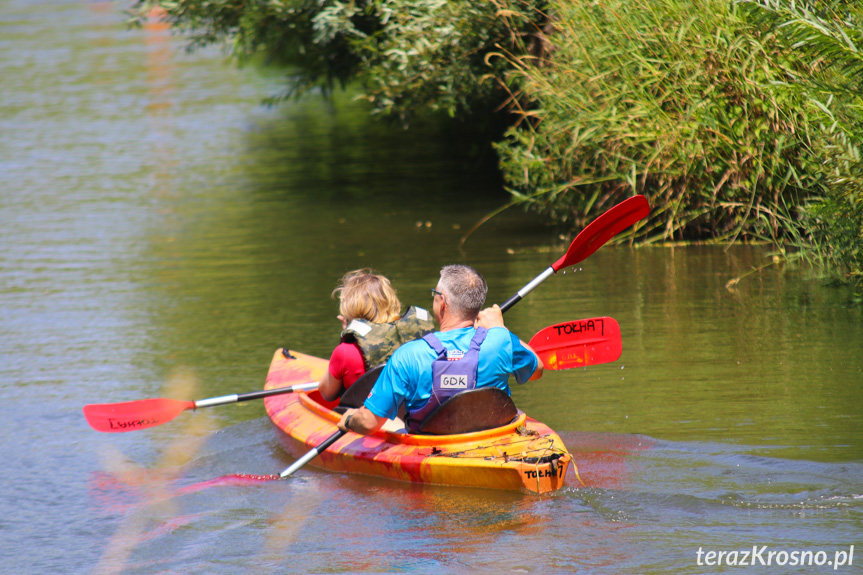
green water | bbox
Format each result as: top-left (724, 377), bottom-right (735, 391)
top-left (2, 2), bottom-right (861, 573)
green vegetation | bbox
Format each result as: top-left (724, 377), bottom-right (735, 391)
top-left (131, 0), bottom-right (545, 124)
top-left (495, 0), bottom-right (862, 292)
top-left (130, 0), bottom-right (862, 293)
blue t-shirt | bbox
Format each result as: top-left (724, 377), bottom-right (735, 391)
top-left (364, 326), bottom-right (537, 420)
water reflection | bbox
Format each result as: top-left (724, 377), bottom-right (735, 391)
top-left (89, 368), bottom-right (217, 575)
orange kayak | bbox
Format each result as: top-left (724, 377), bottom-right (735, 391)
top-left (263, 349), bottom-right (575, 494)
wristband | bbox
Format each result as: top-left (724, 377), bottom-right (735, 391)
top-left (344, 414), bottom-right (353, 432)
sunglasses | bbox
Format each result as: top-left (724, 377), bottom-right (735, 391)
top-left (430, 288), bottom-right (443, 298)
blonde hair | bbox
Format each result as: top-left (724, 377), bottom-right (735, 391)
top-left (332, 269), bottom-right (401, 324)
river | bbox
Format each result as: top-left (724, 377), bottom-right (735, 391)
top-left (2, 2), bottom-right (862, 573)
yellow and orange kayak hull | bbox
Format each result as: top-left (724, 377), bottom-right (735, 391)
top-left (264, 349), bottom-right (573, 494)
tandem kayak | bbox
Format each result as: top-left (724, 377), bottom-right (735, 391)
top-left (263, 348), bottom-right (575, 494)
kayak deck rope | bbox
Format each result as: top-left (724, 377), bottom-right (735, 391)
top-left (427, 434), bottom-right (582, 488)
top-left (428, 434), bottom-right (568, 463)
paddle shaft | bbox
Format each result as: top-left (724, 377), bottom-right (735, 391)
top-left (499, 267), bottom-right (554, 312)
top-left (195, 382), bottom-right (318, 408)
top-left (280, 429), bottom-right (347, 478)
top-left (499, 195), bottom-right (648, 313)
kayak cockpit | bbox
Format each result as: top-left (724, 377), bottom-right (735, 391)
top-left (297, 391), bottom-right (528, 446)
top-left (410, 387), bottom-right (518, 435)
top-left (302, 361), bottom-right (521, 437)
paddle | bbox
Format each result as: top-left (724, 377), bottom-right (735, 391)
top-left (83, 382), bottom-right (319, 433)
top-left (499, 195), bottom-right (649, 312)
top-left (528, 317), bottom-right (622, 370)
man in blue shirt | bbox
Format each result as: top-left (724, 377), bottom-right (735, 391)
top-left (338, 265), bottom-right (543, 435)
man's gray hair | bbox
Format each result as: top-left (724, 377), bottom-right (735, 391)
top-left (438, 265), bottom-right (487, 320)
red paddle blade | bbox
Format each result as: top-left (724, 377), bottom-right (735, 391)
top-left (83, 398), bottom-right (196, 433)
top-left (529, 317), bottom-right (622, 370)
top-left (552, 195), bottom-right (649, 271)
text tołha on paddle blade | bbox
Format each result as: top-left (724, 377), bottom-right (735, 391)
top-left (528, 317), bottom-right (622, 371)
top-left (83, 398), bottom-right (196, 432)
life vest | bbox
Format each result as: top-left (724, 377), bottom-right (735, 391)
top-left (341, 305), bottom-right (434, 369)
top-left (405, 328), bottom-right (488, 433)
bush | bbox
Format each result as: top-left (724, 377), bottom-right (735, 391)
top-left (130, 0), bottom-right (548, 124)
top-left (491, 0), bottom-right (862, 289)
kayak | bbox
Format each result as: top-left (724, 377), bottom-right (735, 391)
top-left (263, 348), bottom-right (575, 494)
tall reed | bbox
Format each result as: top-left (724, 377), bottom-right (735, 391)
top-left (494, 0), bottom-right (862, 289)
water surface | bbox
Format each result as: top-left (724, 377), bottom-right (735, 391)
top-left (1, 2), bottom-right (861, 573)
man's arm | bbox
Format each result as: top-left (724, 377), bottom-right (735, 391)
top-left (519, 339), bottom-right (544, 381)
top-left (475, 304), bottom-right (544, 381)
top-left (337, 407), bottom-right (386, 435)
top-left (337, 351), bottom-right (409, 435)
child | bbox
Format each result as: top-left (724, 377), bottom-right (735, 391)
top-left (318, 269), bottom-right (433, 401)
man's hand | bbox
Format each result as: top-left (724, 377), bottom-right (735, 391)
top-left (475, 304), bottom-right (505, 329)
top-left (476, 304), bottom-right (544, 381)
top-left (337, 408), bottom-right (356, 433)
top-left (337, 406), bottom-right (386, 435)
